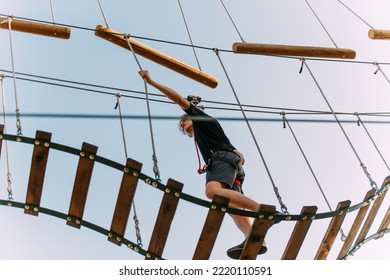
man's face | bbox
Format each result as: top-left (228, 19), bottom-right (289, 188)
top-left (180, 119), bottom-right (194, 137)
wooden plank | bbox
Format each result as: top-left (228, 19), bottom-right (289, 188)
top-left (354, 188), bottom-right (388, 246)
top-left (146, 178), bottom-right (183, 259)
top-left (314, 200), bottom-right (351, 260)
top-left (95, 25), bottom-right (218, 89)
top-left (0, 16), bottom-right (71, 39)
top-left (193, 195), bottom-right (230, 260)
top-left (108, 158), bottom-right (143, 246)
top-left (240, 204), bottom-right (276, 260)
top-left (281, 206), bottom-right (317, 260)
top-left (376, 205), bottom-right (390, 239)
top-left (337, 189), bottom-right (376, 259)
top-left (232, 43), bottom-right (356, 59)
top-left (368, 29), bottom-right (390, 40)
top-left (67, 142), bottom-right (98, 229)
top-left (24, 130), bottom-right (52, 216)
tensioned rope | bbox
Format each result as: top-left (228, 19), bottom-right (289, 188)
top-left (114, 93), bottom-right (143, 247)
top-left (97, 0), bottom-right (110, 28)
top-left (177, 0), bottom-right (202, 71)
top-left (3, 69), bottom-right (390, 121)
top-left (219, 0), bottom-right (246, 43)
top-left (94, 1), bottom-right (144, 247)
top-left (355, 113), bottom-right (390, 173)
top-left (336, 0), bottom-right (374, 29)
top-left (0, 74), bottom-right (13, 201)
top-left (281, 112), bottom-right (347, 240)
top-left (305, 0), bottom-right (338, 48)
top-left (4, 13), bottom-right (390, 67)
top-left (49, 0), bottom-right (56, 24)
top-left (303, 60), bottom-right (378, 190)
top-left (124, 34), bottom-right (161, 181)
top-left (213, 48), bottom-right (289, 214)
top-left (373, 62), bottom-right (390, 86)
top-left (1, 16), bottom-right (22, 136)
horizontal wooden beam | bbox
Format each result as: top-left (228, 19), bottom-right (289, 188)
top-left (232, 43), bottom-right (356, 59)
top-left (0, 16), bottom-right (71, 39)
top-left (368, 29), bottom-right (390, 40)
top-left (95, 25), bottom-right (218, 88)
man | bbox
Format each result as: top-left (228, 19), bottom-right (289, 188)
top-left (139, 70), bottom-right (277, 259)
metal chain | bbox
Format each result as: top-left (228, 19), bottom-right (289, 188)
top-left (5, 16), bottom-right (22, 136)
top-left (114, 93), bottom-right (143, 247)
top-left (281, 112), bottom-right (347, 240)
top-left (0, 74), bottom-right (14, 201)
top-left (303, 60), bottom-right (378, 190)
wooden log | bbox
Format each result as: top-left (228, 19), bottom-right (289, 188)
top-left (24, 130), bottom-right (52, 216)
top-left (108, 158), bottom-right (143, 246)
top-left (232, 43), bottom-right (356, 59)
top-left (314, 200), bottom-right (351, 260)
top-left (95, 25), bottom-right (218, 88)
top-left (281, 206), bottom-right (317, 260)
top-left (240, 204), bottom-right (275, 260)
top-left (193, 195), bottom-right (230, 260)
top-left (0, 16), bottom-right (71, 39)
top-left (337, 189), bottom-right (376, 259)
top-left (354, 187), bottom-right (388, 245)
top-left (146, 178), bottom-right (183, 259)
top-left (368, 29), bottom-right (390, 40)
top-left (67, 142), bottom-right (98, 229)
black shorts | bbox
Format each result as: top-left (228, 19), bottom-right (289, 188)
top-left (205, 150), bottom-right (245, 194)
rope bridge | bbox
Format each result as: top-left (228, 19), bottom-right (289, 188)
top-left (0, 125), bottom-right (388, 260)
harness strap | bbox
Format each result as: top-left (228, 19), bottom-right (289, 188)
top-left (194, 139), bottom-right (208, 174)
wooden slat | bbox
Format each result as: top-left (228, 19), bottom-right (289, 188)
top-left (368, 29), bottom-right (390, 40)
top-left (232, 43), bottom-right (356, 59)
top-left (0, 16), bottom-right (71, 39)
top-left (24, 130), bottom-right (52, 216)
top-left (281, 206), bottom-right (318, 260)
top-left (108, 158), bottom-right (143, 246)
top-left (193, 195), bottom-right (230, 260)
top-left (146, 178), bottom-right (183, 259)
top-left (354, 188), bottom-right (388, 246)
top-left (67, 142), bottom-right (98, 229)
top-left (376, 205), bottom-right (390, 239)
top-left (240, 204), bottom-right (276, 260)
top-left (337, 189), bottom-right (376, 259)
top-left (314, 200), bottom-right (351, 260)
top-left (95, 25), bottom-right (218, 89)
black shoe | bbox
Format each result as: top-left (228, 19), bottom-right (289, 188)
top-left (226, 240), bottom-right (267, 259)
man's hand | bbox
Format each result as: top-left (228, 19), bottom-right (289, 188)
top-left (139, 70), bottom-right (152, 84)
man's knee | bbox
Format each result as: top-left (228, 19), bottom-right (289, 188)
top-left (205, 181), bottom-right (224, 199)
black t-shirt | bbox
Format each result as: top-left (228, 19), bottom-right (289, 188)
top-left (184, 103), bottom-right (236, 162)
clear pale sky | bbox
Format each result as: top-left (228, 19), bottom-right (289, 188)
top-left (0, 0), bottom-right (389, 261)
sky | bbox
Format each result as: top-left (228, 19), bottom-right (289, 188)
top-left (0, 0), bottom-right (389, 262)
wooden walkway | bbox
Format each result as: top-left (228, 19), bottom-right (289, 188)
top-left (0, 126), bottom-right (389, 260)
